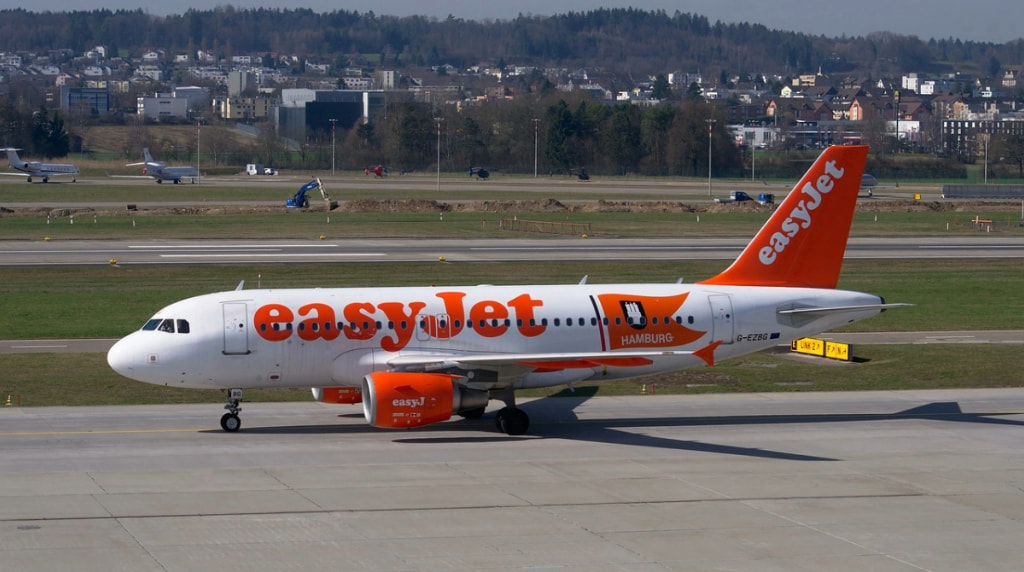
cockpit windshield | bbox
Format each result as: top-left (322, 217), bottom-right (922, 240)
top-left (141, 318), bottom-right (190, 334)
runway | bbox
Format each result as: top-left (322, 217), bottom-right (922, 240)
top-left (2, 235), bottom-right (1023, 266)
top-left (2, 390), bottom-right (1024, 570)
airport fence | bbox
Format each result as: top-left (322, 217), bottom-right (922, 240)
top-left (499, 218), bottom-right (591, 236)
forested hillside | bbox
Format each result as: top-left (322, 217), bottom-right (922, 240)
top-left (2, 7), bottom-right (1022, 79)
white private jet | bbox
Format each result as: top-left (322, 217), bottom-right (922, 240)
top-left (126, 147), bottom-right (200, 184)
top-left (108, 145), bottom-right (905, 435)
top-left (1, 148), bottom-right (79, 183)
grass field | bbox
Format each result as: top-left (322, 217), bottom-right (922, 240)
top-left (0, 259), bottom-right (1021, 339)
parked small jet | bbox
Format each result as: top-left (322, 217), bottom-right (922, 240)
top-left (1, 148), bottom-right (79, 183)
top-left (127, 148), bottom-right (200, 184)
top-left (108, 145), bottom-right (904, 435)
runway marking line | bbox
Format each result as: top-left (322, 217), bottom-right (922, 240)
top-left (0, 428), bottom-right (205, 436)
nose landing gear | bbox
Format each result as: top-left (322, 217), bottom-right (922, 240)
top-left (220, 388), bottom-right (243, 432)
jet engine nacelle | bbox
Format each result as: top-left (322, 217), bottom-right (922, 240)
top-left (361, 371), bottom-right (489, 429)
top-left (311, 386), bottom-right (363, 404)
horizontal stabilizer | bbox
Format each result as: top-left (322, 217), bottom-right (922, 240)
top-left (778, 303), bottom-right (913, 316)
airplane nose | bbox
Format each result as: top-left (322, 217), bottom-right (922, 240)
top-left (107, 336), bottom-right (136, 379)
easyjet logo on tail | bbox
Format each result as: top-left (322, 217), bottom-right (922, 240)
top-left (758, 159), bottom-right (845, 265)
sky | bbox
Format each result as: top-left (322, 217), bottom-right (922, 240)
top-left (1, 1), bottom-right (1021, 44)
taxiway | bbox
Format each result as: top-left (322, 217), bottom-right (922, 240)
top-left (2, 390), bottom-right (1024, 570)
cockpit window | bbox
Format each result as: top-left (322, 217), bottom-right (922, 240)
top-left (142, 318), bottom-right (190, 334)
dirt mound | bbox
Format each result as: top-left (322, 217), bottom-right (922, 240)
top-left (575, 200), bottom-right (701, 213)
top-left (857, 200), bottom-right (1023, 213)
top-left (338, 199), bottom-right (450, 212)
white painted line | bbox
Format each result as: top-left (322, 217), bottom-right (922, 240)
top-left (131, 244), bottom-right (340, 248)
top-left (11, 344), bottom-right (68, 349)
top-left (159, 253), bottom-right (385, 258)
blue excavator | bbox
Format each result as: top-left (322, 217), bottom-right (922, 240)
top-left (286, 177), bottom-right (330, 208)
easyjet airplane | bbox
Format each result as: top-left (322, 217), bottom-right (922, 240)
top-left (108, 145), bottom-right (902, 435)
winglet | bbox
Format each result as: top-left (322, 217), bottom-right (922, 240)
top-left (699, 145), bottom-right (868, 289)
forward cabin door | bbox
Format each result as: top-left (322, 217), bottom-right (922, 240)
top-left (223, 302), bottom-right (250, 355)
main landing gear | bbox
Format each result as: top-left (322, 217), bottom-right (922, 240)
top-left (220, 388), bottom-right (243, 432)
top-left (493, 388), bottom-right (530, 435)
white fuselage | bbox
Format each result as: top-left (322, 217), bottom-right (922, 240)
top-left (144, 163), bottom-right (199, 182)
top-left (3, 149), bottom-right (79, 181)
top-left (107, 283), bottom-right (883, 392)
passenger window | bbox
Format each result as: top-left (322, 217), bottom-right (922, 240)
top-left (176, 319), bottom-right (190, 334)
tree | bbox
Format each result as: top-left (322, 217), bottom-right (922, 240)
top-left (30, 106), bottom-right (71, 159)
top-left (605, 105), bottom-right (642, 174)
top-left (993, 131), bottom-right (1024, 178)
top-left (640, 104), bottom-right (675, 175)
top-left (651, 74), bottom-right (671, 100)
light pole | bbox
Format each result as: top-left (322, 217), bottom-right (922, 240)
top-left (532, 118), bottom-right (539, 178)
top-left (894, 90), bottom-right (901, 154)
top-left (434, 117), bottom-right (443, 192)
top-left (751, 139), bottom-right (756, 182)
top-left (705, 118), bottom-right (716, 197)
top-left (196, 116), bottom-right (202, 184)
top-left (329, 118), bottom-right (337, 176)
top-left (981, 131), bottom-right (990, 184)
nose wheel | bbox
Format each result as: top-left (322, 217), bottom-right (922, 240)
top-left (220, 389), bottom-right (243, 432)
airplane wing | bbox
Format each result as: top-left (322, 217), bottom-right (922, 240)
top-left (0, 172), bottom-right (29, 177)
top-left (385, 342), bottom-right (725, 376)
top-left (105, 171), bottom-right (153, 179)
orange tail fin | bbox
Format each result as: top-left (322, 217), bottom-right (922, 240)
top-left (700, 145), bottom-right (868, 288)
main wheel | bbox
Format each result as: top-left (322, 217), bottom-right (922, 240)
top-left (496, 408), bottom-right (529, 435)
top-left (220, 413), bottom-right (241, 432)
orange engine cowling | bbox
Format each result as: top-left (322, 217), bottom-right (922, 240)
top-left (311, 386), bottom-right (363, 404)
top-left (362, 371), bottom-right (489, 429)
